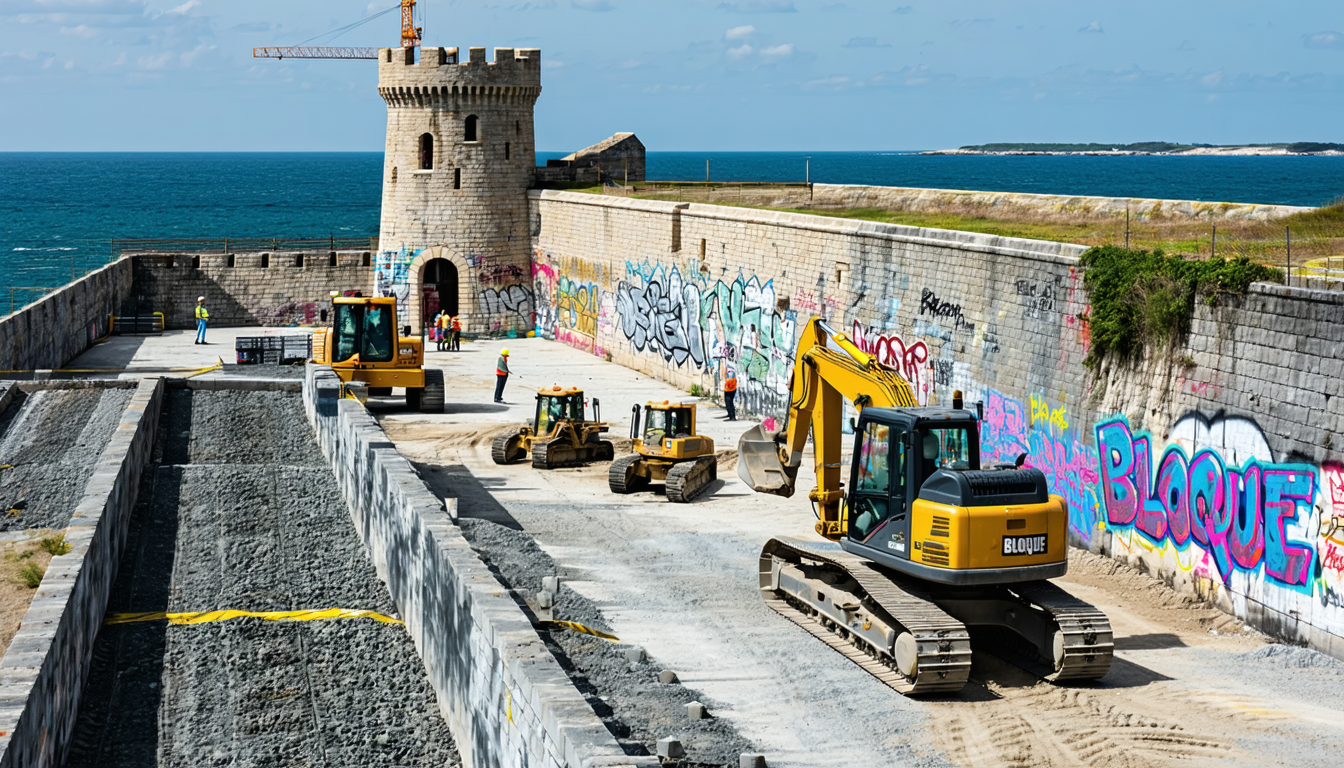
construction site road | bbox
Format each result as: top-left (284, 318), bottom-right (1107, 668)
top-left (378, 338), bottom-right (1344, 768)
top-left (64, 388), bottom-right (458, 768)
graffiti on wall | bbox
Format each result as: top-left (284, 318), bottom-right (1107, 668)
top-left (1095, 413), bottom-right (1320, 594)
top-left (981, 389), bottom-right (1101, 540)
top-left (532, 251), bottom-right (799, 418)
top-left (375, 248), bottom-right (416, 328)
top-left (849, 322), bottom-right (931, 405)
top-left (479, 285), bottom-right (534, 332)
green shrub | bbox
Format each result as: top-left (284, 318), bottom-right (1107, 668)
top-left (688, 384), bottom-right (705, 397)
top-left (39, 535), bottom-right (71, 557)
top-left (1080, 246), bottom-right (1280, 366)
top-left (18, 562), bottom-right (43, 589)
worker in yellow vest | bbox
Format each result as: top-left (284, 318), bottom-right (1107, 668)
top-left (723, 366), bottom-right (738, 421)
top-left (494, 348), bottom-right (511, 403)
top-left (194, 296), bottom-right (209, 345)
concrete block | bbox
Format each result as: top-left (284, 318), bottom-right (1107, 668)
top-left (542, 576), bottom-right (561, 593)
top-left (624, 646), bottom-right (646, 664)
top-left (656, 737), bottom-right (685, 759)
top-left (740, 754), bottom-right (768, 768)
top-left (658, 670), bottom-right (679, 684)
top-left (686, 701), bottom-right (707, 719)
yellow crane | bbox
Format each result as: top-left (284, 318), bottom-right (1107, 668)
top-left (737, 318), bottom-right (1112, 694)
top-left (253, 1), bottom-right (421, 61)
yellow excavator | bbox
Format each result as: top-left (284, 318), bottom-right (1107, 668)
top-left (609, 401), bottom-right (717, 502)
top-left (737, 318), bottom-right (1112, 694)
top-left (312, 294), bottom-right (444, 412)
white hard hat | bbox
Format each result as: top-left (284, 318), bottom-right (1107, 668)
top-left (197, 296), bottom-right (205, 302)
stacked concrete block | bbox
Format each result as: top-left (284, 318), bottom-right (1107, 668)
top-left (377, 46), bottom-right (541, 336)
top-left (0, 259), bottom-right (133, 371)
top-left (128, 252), bottom-right (374, 329)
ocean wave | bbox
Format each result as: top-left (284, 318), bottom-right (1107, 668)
top-left (12, 247), bottom-right (78, 252)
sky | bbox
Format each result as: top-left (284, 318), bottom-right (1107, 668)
top-left (0, 0), bottom-right (1341, 152)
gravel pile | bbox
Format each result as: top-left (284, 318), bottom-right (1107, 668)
top-left (0, 386), bottom-right (133, 532)
top-left (65, 389), bottom-right (459, 768)
top-left (460, 518), bottom-right (756, 768)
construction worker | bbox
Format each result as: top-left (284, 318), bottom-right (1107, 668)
top-left (494, 348), bottom-right (511, 403)
top-left (194, 296), bottom-right (209, 344)
top-left (723, 366), bottom-right (738, 421)
top-left (450, 315), bottom-right (462, 351)
top-left (435, 311), bottom-right (449, 351)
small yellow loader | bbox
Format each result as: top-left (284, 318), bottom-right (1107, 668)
top-left (312, 294), bottom-right (444, 412)
top-left (491, 386), bottom-right (615, 469)
top-left (609, 400), bottom-right (717, 502)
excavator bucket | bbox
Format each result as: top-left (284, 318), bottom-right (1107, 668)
top-left (736, 423), bottom-right (796, 497)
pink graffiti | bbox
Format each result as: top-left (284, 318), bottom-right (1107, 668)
top-left (1188, 380), bottom-right (1224, 397)
top-left (849, 322), bottom-right (930, 405)
top-left (1326, 463), bottom-right (1344, 506)
top-left (1324, 541), bottom-right (1344, 574)
top-left (761, 416), bottom-right (778, 433)
top-left (555, 327), bottom-right (603, 356)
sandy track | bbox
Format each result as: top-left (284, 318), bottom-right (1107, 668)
top-left (377, 339), bottom-right (1344, 768)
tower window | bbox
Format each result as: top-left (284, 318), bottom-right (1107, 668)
top-left (505, 142), bottom-right (511, 160)
top-left (329, 252), bottom-right (337, 267)
top-left (261, 253), bottom-right (270, 269)
top-left (454, 168), bottom-right (462, 190)
top-left (362, 253), bottom-right (371, 267)
top-left (515, 119), bottom-right (521, 134)
top-left (227, 254), bottom-right (236, 268)
top-left (419, 133), bottom-right (434, 170)
top-left (391, 167), bottom-right (398, 183)
top-left (295, 254), bottom-right (305, 268)
top-left (465, 115), bottom-right (478, 142)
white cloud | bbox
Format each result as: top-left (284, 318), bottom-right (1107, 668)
top-left (1201, 69), bottom-right (1223, 86)
top-left (571, 0), bottom-right (613, 11)
top-left (167, 0), bottom-right (198, 14)
top-left (1303, 31), bottom-right (1343, 50)
top-left (727, 43), bottom-right (753, 58)
top-left (725, 24), bottom-right (755, 40)
top-left (844, 36), bottom-right (890, 48)
top-left (760, 43), bottom-right (793, 56)
top-left (1079, 21), bottom-right (1103, 34)
top-left (892, 5), bottom-right (912, 13)
top-left (718, 1), bottom-right (796, 12)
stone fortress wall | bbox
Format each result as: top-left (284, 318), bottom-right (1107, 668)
top-left (376, 45), bottom-right (541, 338)
top-left (525, 189), bottom-right (1344, 659)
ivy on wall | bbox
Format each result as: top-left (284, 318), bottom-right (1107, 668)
top-left (1080, 246), bottom-right (1281, 367)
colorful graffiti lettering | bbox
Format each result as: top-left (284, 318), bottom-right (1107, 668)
top-left (1029, 393), bottom-right (1069, 433)
top-left (557, 277), bottom-right (599, 336)
top-left (1095, 416), bottom-right (1317, 590)
top-left (981, 390), bottom-right (1100, 541)
top-left (849, 322), bottom-right (930, 405)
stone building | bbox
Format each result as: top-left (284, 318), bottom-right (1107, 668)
top-left (377, 45), bottom-right (542, 335)
top-left (534, 133), bottom-right (646, 186)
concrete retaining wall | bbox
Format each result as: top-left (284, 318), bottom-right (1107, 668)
top-left (0, 260), bottom-right (134, 372)
top-left (810, 183), bottom-right (1311, 221)
top-left (302, 366), bottom-right (654, 768)
top-left (0, 378), bottom-right (164, 768)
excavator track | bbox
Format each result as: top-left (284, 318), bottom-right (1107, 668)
top-left (760, 537), bottom-right (972, 695)
top-left (998, 580), bottom-right (1114, 682)
top-left (491, 431), bottom-right (525, 465)
top-left (665, 456), bottom-right (717, 503)
top-left (608, 454), bottom-right (648, 494)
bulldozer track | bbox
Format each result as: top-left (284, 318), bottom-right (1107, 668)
top-left (666, 455), bottom-right (717, 503)
top-left (421, 369), bottom-right (445, 413)
top-left (760, 537), bottom-right (972, 695)
top-left (491, 431), bottom-right (524, 465)
top-left (608, 454), bottom-right (647, 494)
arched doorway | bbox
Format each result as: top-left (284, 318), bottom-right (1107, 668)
top-left (421, 257), bottom-right (458, 327)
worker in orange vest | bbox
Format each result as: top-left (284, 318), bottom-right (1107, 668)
top-left (723, 366), bottom-right (738, 421)
top-left (450, 315), bottom-right (462, 351)
top-left (494, 348), bottom-right (511, 403)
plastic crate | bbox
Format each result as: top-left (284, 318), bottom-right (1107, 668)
top-left (235, 335), bottom-right (311, 365)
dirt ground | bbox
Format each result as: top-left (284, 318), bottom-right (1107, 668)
top-left (376, 338), bottom-right (1344, 768)
top-left (0, 531), bottom-right (61, 653)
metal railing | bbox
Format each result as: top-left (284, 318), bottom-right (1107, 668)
top-left (7, 286), bottom-right (62, 315)
top-left (111, 236), bottom-right (378, 259)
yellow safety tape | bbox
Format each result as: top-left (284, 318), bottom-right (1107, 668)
top-left (550, 620), bottom-right (620, 642)
top-left (105, 608), bottom-right (404, 626)
top-left (180, 359), bottom-right (225, 379)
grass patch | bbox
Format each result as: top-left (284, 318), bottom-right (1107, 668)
top-left (17, 562), bottom-right (43, 589)
top-left (1080, 246), bottom-right (1281, 366)
top-left (38, 534), bottom-right (71, 557)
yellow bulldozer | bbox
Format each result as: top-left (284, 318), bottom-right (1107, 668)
top-left (609, 400), bottom-right (718, 502)
top-left (491, 386), bottom-right (615, 469)
top-left (312, 294), bottom-right (444, 412)
top-left (737, 318), bottom-right (1112, 695)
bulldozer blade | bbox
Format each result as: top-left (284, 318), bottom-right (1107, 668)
top-left (736, 423), bottom-right (796, 497)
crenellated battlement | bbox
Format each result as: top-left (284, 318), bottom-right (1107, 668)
top-left (378, 46), bottom-right (541, 92)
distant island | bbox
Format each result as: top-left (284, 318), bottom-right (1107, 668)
top-left (927, 142), bottom-right (1344, 156)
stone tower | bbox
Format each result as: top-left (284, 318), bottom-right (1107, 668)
top-left (376, 45), bottom-right (541, 335)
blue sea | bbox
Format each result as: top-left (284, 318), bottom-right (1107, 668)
top-left (2, 151), bottom-right (1341, 307)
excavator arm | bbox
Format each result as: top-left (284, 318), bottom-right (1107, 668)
top-left (737, 317), bottom-right (917, 539)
